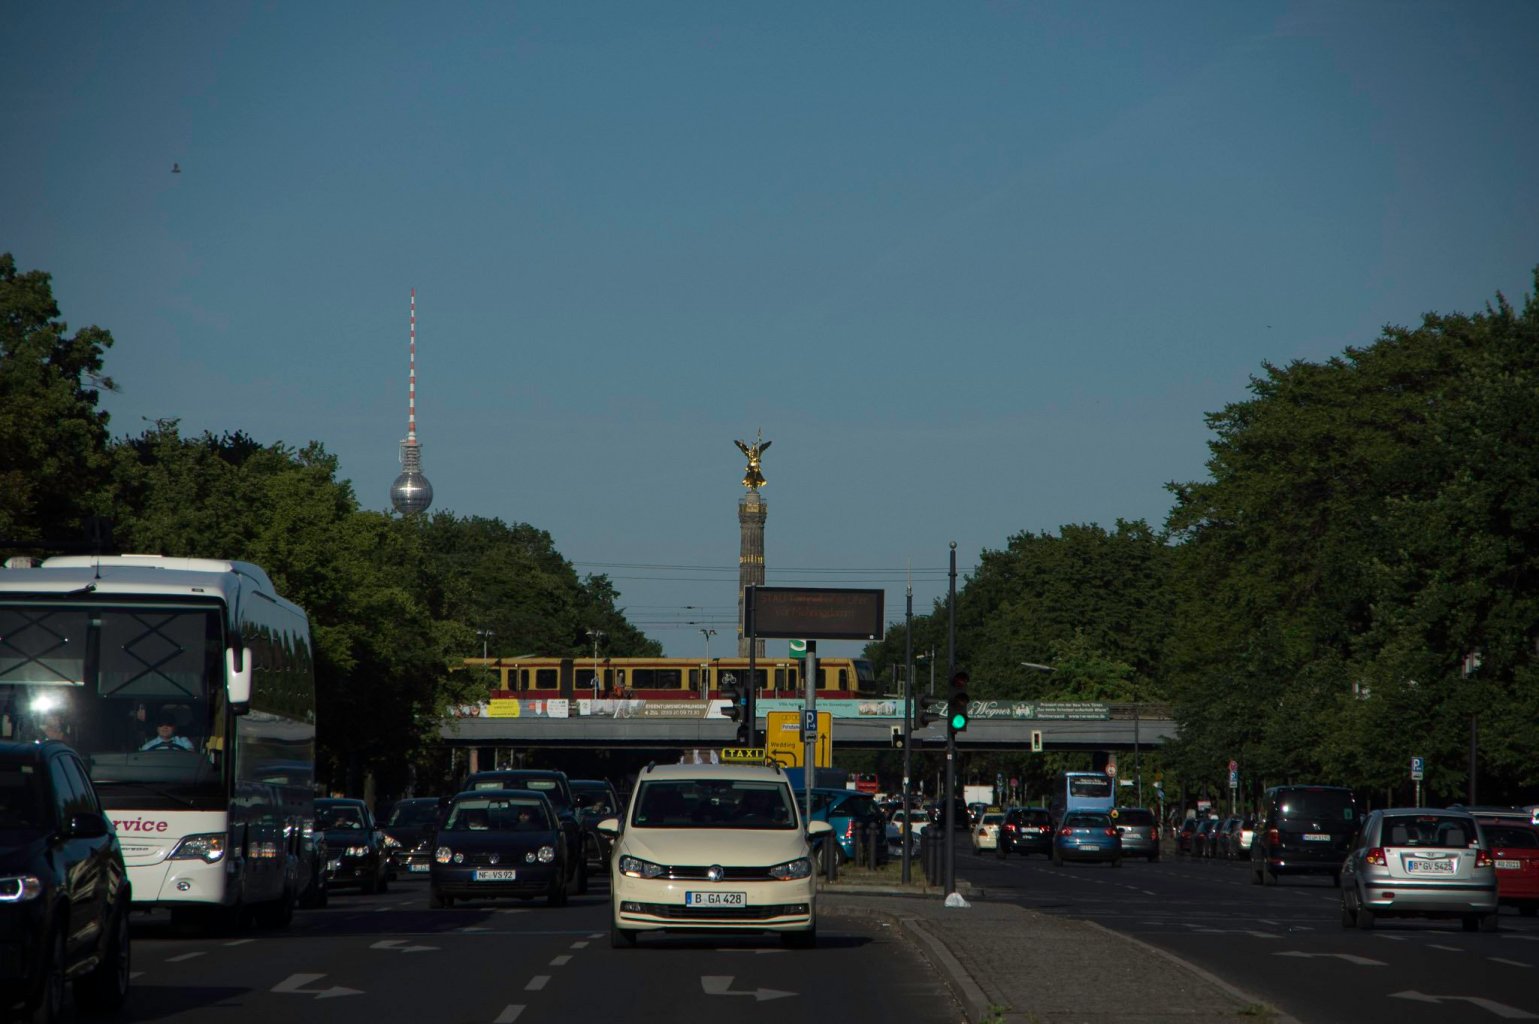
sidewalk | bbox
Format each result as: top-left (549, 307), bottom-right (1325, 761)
top-left (819, 875), bottom-right (1298, 1024)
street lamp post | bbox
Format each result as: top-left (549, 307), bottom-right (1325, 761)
top-left (586, 628), bottom-right (605, 699)
top-left (699, 628), bottom-right (716, 699)
top-left (916, 649), bottom-right (936, 696)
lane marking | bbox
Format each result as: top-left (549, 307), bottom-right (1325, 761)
top-left (166, 952), bottom-right (205, 962)
top-left (1490, 958), bottom-right (1530, 968)
top-left (494, 1007), bottom-right (525, 1024)
top-left (224, 939), bottom-right (255, 947)
top-left (1428, 944), bottom-right (1463, 952)
top-left (570, 941), bottom-right (589, 949)
top-left (525, 976), bottom-right (550, 991)
top-left (549, 955), bottom-right (571, 967)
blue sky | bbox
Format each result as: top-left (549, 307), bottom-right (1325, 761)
top-left (5, 2), bottom-right (1537, 658)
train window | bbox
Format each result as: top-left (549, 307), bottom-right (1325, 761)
top-left (689, 669), bottom-right (702, 691)
top-left (535, 669), bottom-right (558, 690)
top-left (630, 668), bottom-right (685, 690)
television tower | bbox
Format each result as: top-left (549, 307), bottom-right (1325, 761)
top-left (390, 289), bottom-right (434, 516)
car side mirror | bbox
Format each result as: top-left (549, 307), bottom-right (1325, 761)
top-left (595, 817), bottom-right (621, 837)
top-left (807, 820), bottom-right (834, 838)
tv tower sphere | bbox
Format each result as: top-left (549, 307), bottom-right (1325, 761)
top-left (390, 289), bottom-right (434, 516)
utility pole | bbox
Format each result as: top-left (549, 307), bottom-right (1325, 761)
top-left (585, 628), bottom-right (605, 698)
top-left (944, 542), bottom-right (959, 902)
top-left (902, 576), bottom-right (914, 884)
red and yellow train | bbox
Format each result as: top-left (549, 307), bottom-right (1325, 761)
top-left (461, 655), bottom-right (879, 702)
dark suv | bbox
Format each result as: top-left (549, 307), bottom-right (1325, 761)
top-left (0, 740), bottom-right (131, 1021)
top-left (462, 770), bottom-right (589, 894)
top-left (1000, 807), bottom-right (1054, 857)
top-left (1251, 785), bottom-right (1359, 886)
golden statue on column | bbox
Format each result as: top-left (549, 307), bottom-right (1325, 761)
top-left (734, 432), bottom-right (771, 491)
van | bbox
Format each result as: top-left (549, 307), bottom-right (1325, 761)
top-left (1250, 785), bottom-right (1359, 886)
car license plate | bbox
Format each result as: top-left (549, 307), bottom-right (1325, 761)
top-left (685, 891), bottom-right (746, 907)
top-left (1080, 845), bottom-right (1100, 851)
top-left (409, 863), bottom-right (430, 873)
top-left (1405, 858), bottom-right (1454, 874)
top-left (1303, 833), bottom-right (1330, 842)
top-left (1497, 859), bottom-right (1521, 870)
top-left (473, 868), bottom-right (517, 881)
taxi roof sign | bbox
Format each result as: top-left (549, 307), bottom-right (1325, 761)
top-left (719, 748), bottom-right (767, 763)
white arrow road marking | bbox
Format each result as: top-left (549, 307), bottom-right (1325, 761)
top-left (1274, 951), bottom-right (1387, 966)
top-left (494, 1006), bottom-right (525, 1024)
top-left (701, 976), bottom-right (795, 1001)
top-left (272, 974), bottom-right (363, 999)
top-left (1390, 991), bottom-right (1538, 1019)
top-left (372, 939), bottom-right (437, 954)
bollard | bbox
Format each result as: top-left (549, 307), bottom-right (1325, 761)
top-left (869, 822), bottom-right (881, 868)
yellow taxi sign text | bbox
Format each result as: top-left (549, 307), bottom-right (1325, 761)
top-left (719, 747), bottom-right (767, 763)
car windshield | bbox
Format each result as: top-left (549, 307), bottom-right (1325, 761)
top-left (473, 776), bottom-right (570, 809)
top-left (0, 763), bottom-right (47, 830)
top-left (1276, 790), bottom-right (1356, 822)
top-left (444, 797), bottom-right (551, 832)
top-left (632, 779), bottom-right (796, 829)
top-left (319, 805), bottom-right (366, 829)
top-left (1064, 814), bottom-right (1110, 829)
top-left (1485, 826), bottom-right (1538, 848)
top-left (1381, 815), bottom-right (1476, 848)
top-left (388, 801), bottom-right (439, 827)
top-left (1116, 809), bottom-right (1155, 826)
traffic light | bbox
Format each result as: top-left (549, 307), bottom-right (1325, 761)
top-left (891, 727), bottom-right (903, 748)
top-left (1030, 729), bottom-right (1043, 753)
top-left (720, 678), bottom-right (742, 724)
top-left (947, 671), bottom-right (970, 735)
top-left (736, 720), bottom-right (751, 745)
top-left (916, 703), bottom-right (941, 730)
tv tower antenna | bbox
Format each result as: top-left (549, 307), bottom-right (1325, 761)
top-left (390, 288), bottom-right (434, 515)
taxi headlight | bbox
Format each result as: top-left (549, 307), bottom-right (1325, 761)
top-left (537, 845), bottom-right (556, 864)
top-left (618, 855), bottom-right (666, 879)
top-left (0, 875), bottom-right (43, 902)
top-left (169, 833), bottom-right (227, 863)
top-left (769, 857), bottom-right (812, 881)
top-left (434, 846), bottom-right (453, 864)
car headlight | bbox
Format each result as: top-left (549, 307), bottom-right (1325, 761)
top-left (344, 845), bottom-right (371, 858)
top-left (169, 833), bottom-right (227, 863)
top-left (0, 875), bottom-right (43, 902)
top-left (382, 835), bottom-right (401, 849)
top-left (435, 846), bottom-right (452, 864)
top-left (536, 845), bottom-right (556, 864)
top-left (617, 855), bottom-right (666, 879)
top-left (769, 858), bottom-right (812, 881)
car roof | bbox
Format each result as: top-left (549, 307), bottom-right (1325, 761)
top-left (452, 788), bottom-right (550, 803)
top-left (636, 762), bottom-right (788, 783)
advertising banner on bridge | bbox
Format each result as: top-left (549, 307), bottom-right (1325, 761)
top-left (916, 699), bottom-right (1110, 721)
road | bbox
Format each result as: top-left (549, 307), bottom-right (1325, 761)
top-left (956, 838), bottom-right (1539, 1023)
top-left (103, 873), bottom-right (960, 1024)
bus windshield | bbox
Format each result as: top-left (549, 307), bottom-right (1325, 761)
top-left (0, 602), bottom-right (225, 808)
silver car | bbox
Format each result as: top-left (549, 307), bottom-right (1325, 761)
top-left (1111, 807), bottom-right (1161, 862)
top-left (1340, 808), bottom-right (1498, 932)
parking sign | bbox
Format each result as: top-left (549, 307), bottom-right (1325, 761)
top-left (1410, 756), bottom-right (1424, 781)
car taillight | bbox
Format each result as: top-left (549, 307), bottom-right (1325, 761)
top-left (1365, 847), bottom-right (1387, 866)
top-left (1104, 828), bottom-right (1118, 838)
top-left (1475, 849), bottom-right (1493, 869)
top-left (1266, 828), bottom-right (1280, 846)
top-left (843, 821), bottom-right (855, 838)
top-left (1059, 827), bottom-right (1073, 837)
top-left (1149, 829), bottom-right (1159, 841)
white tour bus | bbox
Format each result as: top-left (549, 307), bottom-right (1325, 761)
top-left (0, 555), bottom-right (315, 928)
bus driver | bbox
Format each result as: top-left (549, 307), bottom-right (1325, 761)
top-left (140, 709), bottom-right (194, 752)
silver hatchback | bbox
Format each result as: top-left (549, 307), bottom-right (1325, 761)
top-left (1340, 808), bottom-right (1498, 932)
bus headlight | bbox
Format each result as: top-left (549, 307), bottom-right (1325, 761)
top-left (169, 833), bottom-right (227, 863)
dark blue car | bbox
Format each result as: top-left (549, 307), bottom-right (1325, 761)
top-left (796, 788), bottom-right (889, 866)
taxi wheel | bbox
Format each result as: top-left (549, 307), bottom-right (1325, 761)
top-left (1474, 913), bottom-right (1499, 933)
top-left (1340, 893), bottom-right (1356, 929)
top-left (547, 873), bottom-right (568, 908)
top-left (610, 923), bottom-right (637, 948)
top-left (1355, 902), bottom-right (1375, 931)
top-left (430, 888), bottom-right (452, 909)
top-left (22, 922), bottom-right (66, 1024)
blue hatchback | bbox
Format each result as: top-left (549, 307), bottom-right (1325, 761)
top-left (796, 788), bottom-right (889, 865)
top-left (1053, 811), bottom-right (1123, 867)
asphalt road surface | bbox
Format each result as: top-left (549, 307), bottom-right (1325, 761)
top-left (958, 837), bottom-right (1539, 1023)
top-left (100, 873), bottom-right (961, 1024)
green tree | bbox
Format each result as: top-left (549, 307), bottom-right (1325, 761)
top-left (0, 253), bottom-right (115, 548)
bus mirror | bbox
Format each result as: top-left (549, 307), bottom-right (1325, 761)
top-left (226, 646), bottom-right (253, 714)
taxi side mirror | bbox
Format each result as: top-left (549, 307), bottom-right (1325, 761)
top-left (595, 817), bottom-right (621, 837)
top-left (806, 820), bottom-right (833, 838)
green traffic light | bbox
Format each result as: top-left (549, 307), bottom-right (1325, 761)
top-left (949, 711), bottom-right (967, 730)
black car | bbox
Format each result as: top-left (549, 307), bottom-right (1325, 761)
top-left (569, 779), bottom-right (621, 867)
top-left (462, 770), bottom-right (588, 893)
top-left (382, 797), bottom-right (443, 878)
top-left (315, 797), bottom-right (391, 894)
top-left (0, 740), bottom-right (132, 1022)
top-left (1000, 807), bottom-right (1054, 857)
top-left (1251, 785), bottom-right (1359, 886)
top-left (430, 790), bottom-right (569, 908)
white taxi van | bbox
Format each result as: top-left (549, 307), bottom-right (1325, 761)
top-left (598, 762), bottom-right (833, 948)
